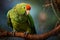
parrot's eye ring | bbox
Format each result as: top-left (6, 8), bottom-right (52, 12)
top-left (24, 7), bottom-right (25, 9)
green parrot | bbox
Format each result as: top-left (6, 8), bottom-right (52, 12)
top-left (7, 3), bottom-right (36, 34)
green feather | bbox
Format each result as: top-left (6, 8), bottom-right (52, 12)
top-left (7, 3), bottom-right (36, 34)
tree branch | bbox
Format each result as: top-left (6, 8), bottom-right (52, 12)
top-left (0, 25), bottom-right (60, 40)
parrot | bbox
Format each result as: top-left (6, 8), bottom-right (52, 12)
top-left (7, 3), bottom-right (36, 35)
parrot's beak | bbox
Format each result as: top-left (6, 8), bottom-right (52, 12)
top-left (25, 4), bottom-right (31, 15)
top-left (26, 10), bottom-right (30, 15)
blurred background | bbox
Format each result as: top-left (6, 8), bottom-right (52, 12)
top-left (0, 0), bottom-right (60, 40)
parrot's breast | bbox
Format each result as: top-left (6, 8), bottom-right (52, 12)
top-left (10, 13), bottom-right (30, 32)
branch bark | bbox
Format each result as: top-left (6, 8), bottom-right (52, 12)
top-left (0, 25), bottom-right (60, 40)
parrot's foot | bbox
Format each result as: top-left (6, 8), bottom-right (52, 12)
top-left (12, 31), bottom-right (15, 36)
top-left (12, 30), bottom-right (16, 36)
top-left (24, 31), bottom-right (29, 38)
top-left (24, 32), bottom-right (29, 40)
top-left (24, 32), bottom-right (29, 36)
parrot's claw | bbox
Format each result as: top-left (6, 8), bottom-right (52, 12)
top-left (12, 30), bottom-right (16, 36)
top-left (12, 31), bottom-right (15, 36)
top-left (24, 32), bottom-right (28, 35)
top-left (24, 32), bottom-right (29, 38)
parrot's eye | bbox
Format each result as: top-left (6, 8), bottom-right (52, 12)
top-left (24, 7), bottom-right (25, 9)
top-left (22, 7), bottom-right (25, 9)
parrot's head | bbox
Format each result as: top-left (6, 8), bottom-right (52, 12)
top-left (14, 3), bottom-right (31, 15)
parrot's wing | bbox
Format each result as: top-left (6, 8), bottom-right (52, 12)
top-left (27, 14), bottom-right (36, 34)
top-left (7, 9), bottom-right (13, 29)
